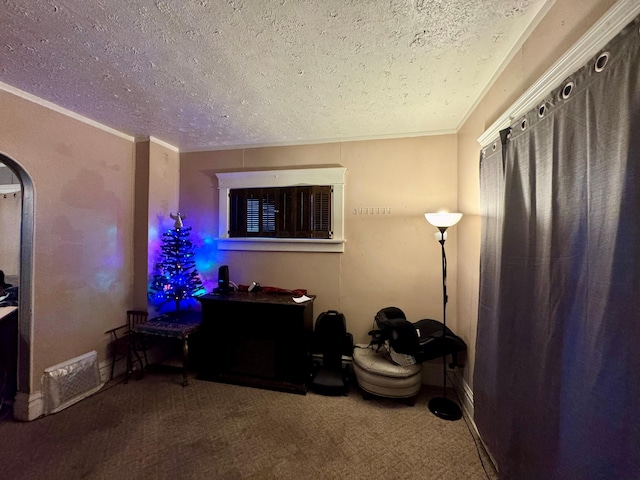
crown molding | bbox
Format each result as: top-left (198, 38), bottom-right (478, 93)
top-left (0, 81), bottom-right (134, 143)
top-left (478, 0), bottom-right (640, 147)
top-left (150, 136), bottom-right (179, 153)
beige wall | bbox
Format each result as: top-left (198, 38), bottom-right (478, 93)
top-left (0, 89), bottom-right (136, 388)
top-left (132, 140), bottom-right (151, 309)
top-left (180, 135), bottom-right (460, 345)
top-left (146, 140), bottom-right (181, 317)
top-left (456, 0), bottom-right (617, 389)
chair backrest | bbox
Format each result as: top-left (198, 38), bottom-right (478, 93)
top-left (314, 310), bottom-right (348, 371)
top-left (374, 307), bottom-right (420, 355)
top-left (127, 310), bottom-right (148, 332)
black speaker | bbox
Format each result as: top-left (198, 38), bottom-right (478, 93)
top-left (218, 265), bottom-right (229, 289)
top-left (214, 265), bottom-right (231, 294)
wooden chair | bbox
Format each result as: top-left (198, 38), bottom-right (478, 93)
top-left (105, 310), bottom-right (149, 382)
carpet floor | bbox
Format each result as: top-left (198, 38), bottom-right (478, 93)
top-left (0, 369), bottom-right (497, 480)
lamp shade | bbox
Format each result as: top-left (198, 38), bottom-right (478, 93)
top-left (424, 212), bottom-right (463, 228)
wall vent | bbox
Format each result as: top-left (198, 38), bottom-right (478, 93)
top-left (43, 350), bottom-right (104, 415)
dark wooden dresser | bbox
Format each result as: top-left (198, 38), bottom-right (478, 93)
top-left (197, 292), bottom-right (314, 394)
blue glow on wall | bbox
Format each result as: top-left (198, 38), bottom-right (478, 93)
top-left (187, 230), bottom-right (232, 293)
top-left (93, 225), bottom-right (121, 293)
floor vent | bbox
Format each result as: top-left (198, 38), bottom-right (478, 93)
top-left (43, 350), bottom-right (104, 415)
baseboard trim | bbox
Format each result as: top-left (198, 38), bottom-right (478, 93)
top-left (13, 391), bottom-right (44, 421)
top-left (449, 368), bottom-right (474, 419)
top-left (450, 369), bottom-right (499, 472)
top-left (98, 358), bottom-right (113, 384)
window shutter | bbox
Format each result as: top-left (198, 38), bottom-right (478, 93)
top-left (295, 186), bottom-right (311, 237)
top-left (229, 189), bottom-right (247, 237)
top-left (246, 192), bottom-right (260, 234)
top-left (262, 189), bottom-right (276, 235)
top-left (229, 185), bottom-right (332, 239)
top-left (276, 187), bottom-right (293, 237)
top-left (312, 186), bottom-right (332, 239)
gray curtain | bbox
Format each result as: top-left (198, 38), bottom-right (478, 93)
top-left (475, 16), bottom-right (640, 480)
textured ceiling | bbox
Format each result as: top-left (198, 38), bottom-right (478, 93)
top-left (1, 0), bottom-right (547, 151)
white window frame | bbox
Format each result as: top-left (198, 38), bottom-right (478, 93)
top-left (216, 167), bottom-right (346, 252)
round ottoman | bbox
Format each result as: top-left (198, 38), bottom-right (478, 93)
top-left (352, 345), bottom-right (422, 405)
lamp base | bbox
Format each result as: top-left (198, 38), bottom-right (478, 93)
top-left (428, 396), bottom-right (463, 421)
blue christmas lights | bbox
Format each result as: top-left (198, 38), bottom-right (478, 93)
top-left (149, 225), bottom-right (205, 312)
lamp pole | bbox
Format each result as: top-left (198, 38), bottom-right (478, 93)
top-left (425, 212), bottom-right (463, 421)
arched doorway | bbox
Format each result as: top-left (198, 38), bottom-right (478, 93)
top-left (0, 153), bottom-right (34, 421)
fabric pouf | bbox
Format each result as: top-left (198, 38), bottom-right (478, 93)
top-left (352, 344), bottom-right (422, 404)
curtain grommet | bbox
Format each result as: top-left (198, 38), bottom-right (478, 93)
top-left (561, 82), bottom-right (574, 100)
top-left (492, 143), bottom-right (497, 152)
top-left (595, 52), bottom-right (609, 72)
top-left (538, 104), bottom-right (546, 117)
top-left (520, 119), bottom-right (527, 131)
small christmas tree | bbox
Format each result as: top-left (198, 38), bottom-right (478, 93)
top-left (149, 213), bottom-right (205, 311)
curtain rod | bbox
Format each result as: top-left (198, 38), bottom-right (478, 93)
top-left (478, 0), bottom-right (640, 147)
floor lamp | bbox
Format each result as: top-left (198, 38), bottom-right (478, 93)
top-left (424, 211), bottom-right (463, 421)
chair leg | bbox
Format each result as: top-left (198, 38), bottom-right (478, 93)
top-left (182, 336), bottom-right (189, 387)
top-left (129, 341), bottom-right (145, 379)
top-left (125, 336), bottom-right (143, 381)
top-left (109, 355), bottom-right (116, 382)
top-left (133, 332), bottom-right (149, 370)
top-left (140, 344), bottom-right (149, 370)
top-left (109, 335), bottom-right (117, 381)
top-left (125, 343), bottom-right (132, 384)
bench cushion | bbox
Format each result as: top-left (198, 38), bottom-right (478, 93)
top-left (353, 345), bottom-right (422, 378)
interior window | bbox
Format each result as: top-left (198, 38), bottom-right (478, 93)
top-left (229, 186), bottom-right (332, 239)
top-left (216, 167), bottom-right (345, 252)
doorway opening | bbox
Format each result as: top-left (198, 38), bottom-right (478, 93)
top-left (0, 153), bottom-right (34, 421)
